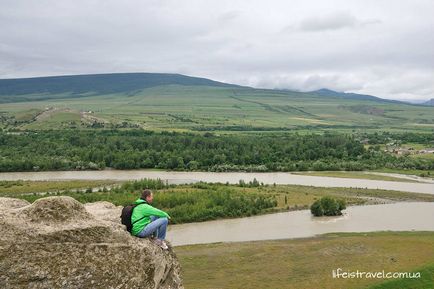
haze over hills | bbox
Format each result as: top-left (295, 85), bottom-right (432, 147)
top-left (0, 73), bottom-right (433, 132)
top-left (307, 88), bottom-right (407, 105)
top-left (423, 99), bottom-right (434, 106)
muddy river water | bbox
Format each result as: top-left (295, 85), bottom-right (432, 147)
top-left (0, 170), bottom-right (433, 194)
top-left (167, 202), bottom-right (434, 246)
top-left (2, 170), bottom-right (433, 246)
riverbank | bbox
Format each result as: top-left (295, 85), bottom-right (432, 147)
top-left (0, 170), bottom-right (433, 194)
top-left (291, 171), bottom-right (432, 183)
top-left (174, 231), bottom-right (434, 289)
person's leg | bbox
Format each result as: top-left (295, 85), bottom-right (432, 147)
top-left (137, 217), bottom-right (168, 239)
top-left (149, 216), bottom-right (158, 238)
top-left (148, 215), bottom-right (168, 240)
top-left (138, 216), bottom-right (159, 238)
top-left (156, 217), bottom-right (168, 240)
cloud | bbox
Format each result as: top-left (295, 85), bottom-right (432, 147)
top-left (296, 11), bottom-right (381, 32)
top-left (217, 10), bottom-right (241, 23)
top-left (0, 0), bottom-right (433, 100)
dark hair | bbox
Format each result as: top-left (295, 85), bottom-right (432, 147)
top-left (141, 189), bottom-right (152, 200)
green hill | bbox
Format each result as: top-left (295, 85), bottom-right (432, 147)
top-left (0, 73), bottom-right (241, 103)
top-left (0, 73), bottom-right (433, 132)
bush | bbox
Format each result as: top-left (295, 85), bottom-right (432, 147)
top-left (310, 196), bottom-right (346, 216)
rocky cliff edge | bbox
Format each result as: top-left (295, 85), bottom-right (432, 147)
top-left (0, 196), bottom-right (184, 289)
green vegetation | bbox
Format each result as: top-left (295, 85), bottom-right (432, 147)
top-left (1, 76), bottom-right (433, 178)
top-left (310, 196), bottom-right (346, 216)
top-left (1, 130), bottom-right (433, 173)
top-left (4, 179), bottom-right (277, 224)
top-left (372, 168), bottom-right (434, 178)
top-left (0, 74), bottom-right (433, 132)
top-left (4, 178), bottom-right (434, 224)
top-left (2, 74), bottom-right (433, 289)
top-left (0, 73), bottom-right (236, 103)
top-left (175, 231), bottom-right (434, 289)
top-left (369, 264), bottom-right (434, 289)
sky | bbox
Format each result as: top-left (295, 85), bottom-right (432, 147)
top-left (0, 0), bottom-right (433, 100)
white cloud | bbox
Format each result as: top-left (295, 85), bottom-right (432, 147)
top-left (0, 0), bottom-right (433, 100)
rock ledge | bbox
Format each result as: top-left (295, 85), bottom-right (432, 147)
top-left (0, 196), bottom-right (184, 289)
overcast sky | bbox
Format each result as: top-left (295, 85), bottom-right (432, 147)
top-left (1, 0), bottom-right (433, 100)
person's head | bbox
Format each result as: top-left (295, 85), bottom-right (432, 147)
top-left (141, 189), bottom-right (153, 203)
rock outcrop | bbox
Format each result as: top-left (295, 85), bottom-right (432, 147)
top-left (0, 196), bottom-right (184, 289)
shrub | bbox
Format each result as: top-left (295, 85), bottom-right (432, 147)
top-left (310, 196), bottom-right (346, 216)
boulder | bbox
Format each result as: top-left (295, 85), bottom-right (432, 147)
top-left (0, 196), bottom-right (184, 289)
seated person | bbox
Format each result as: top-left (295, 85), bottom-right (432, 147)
top-left (131, 189), bottom-right (171, 250)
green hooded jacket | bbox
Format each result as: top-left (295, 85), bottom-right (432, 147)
top-left (131, 198), bottom-right (170, 236)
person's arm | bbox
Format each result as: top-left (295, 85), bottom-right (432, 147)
top-left (144, 204), bottom-right (170, 219)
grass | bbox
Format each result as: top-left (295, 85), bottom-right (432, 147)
top-left (253, 184), bottom-right (434, 209)
top-left (290, 171), bottom-right (422, 182)
top-left (369, 264), bottom-right (434, 289)
top-left (174, 231), bottom-right (434, 289)
top-left (1, 85), bottom-right (434, 132)
top-left (372, 168), bottom-right (434, 178)
top-left (23, 109), bottom-right (83, 129)
top-left (410, 153), bottom-right (434, 161)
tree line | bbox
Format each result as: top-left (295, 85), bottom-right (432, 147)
top-left (0, 129), bottom-right (433, 172)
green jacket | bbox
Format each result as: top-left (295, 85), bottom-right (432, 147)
top-left (131, 198), bottom-right (170, 236)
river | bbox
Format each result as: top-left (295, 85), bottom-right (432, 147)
top-left (0, 170), bottom-right (433, 194)
top-left (167, 202), bottom-right (434, 246)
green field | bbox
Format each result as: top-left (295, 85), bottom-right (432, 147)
top-left (2, 85), bottom-right (433, 133)
top-left (175, 231), bottom-right (434, 289)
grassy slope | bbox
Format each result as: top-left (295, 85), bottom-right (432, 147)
top-left (369, 264), bottom-right (434, 289)
top-left (1, 85), bottom-right (433, 132)
top-left (175, 231), bottom-right (434, 289)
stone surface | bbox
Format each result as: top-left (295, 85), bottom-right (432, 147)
top-left (0, 196), bottom-right (184, 289)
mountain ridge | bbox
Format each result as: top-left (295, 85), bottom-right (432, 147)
top-left (307, 88), bottom-right (405, 104)
top-left (0, 72), bottom-right (242, 102)
top-left (0, 73), bottom-right (428, 106)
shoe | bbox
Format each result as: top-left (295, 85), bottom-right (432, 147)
top-left (161, 241), bottom-right (169, 250)
top-left (162, 240), bottom-right (170, 249)
top-left (154, 239), bottom-right (168, 250)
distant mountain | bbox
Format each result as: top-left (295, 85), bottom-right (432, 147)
top-left (0, 73), bottom-right (432, 132)
top-left (0, 73), bottom-right (241, 103)
top-left (0, 73), bottom-right (425, 107)
top-left (308, 88), bottom-right (404, 104)
top-left (422, 98), bottom-right (434, 106)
